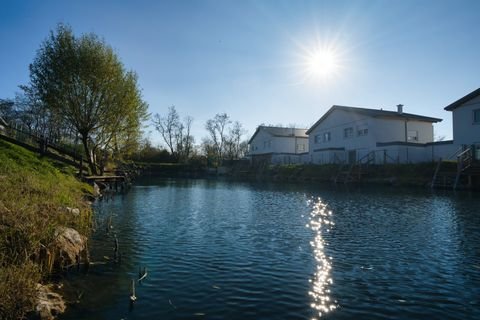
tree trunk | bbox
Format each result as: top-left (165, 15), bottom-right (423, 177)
top-left (81, 134), bottom-right (97, 175)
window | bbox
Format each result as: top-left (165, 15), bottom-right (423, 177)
top-left (314, 134), bottom-right (322, 144)
top-left (297, 144), bottom-right (305, 152)
top-left (344, 127), bottom-right (353, 138)
top-left (407, 130), bottom-right (418, 141)
top-left (357, 125), bottom-right (368, 136)
top-left (474, 109), bottom-right (480, 124)
top-left (323, 132), bottom-right (331, 142)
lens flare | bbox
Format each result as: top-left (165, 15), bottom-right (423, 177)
top-left (307, 197), bottom-right (337, 319)
top-left (305, 48), bottom-right (340, 79)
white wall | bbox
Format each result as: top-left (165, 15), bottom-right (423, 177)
top-left (308, 109), bottom-right (435, 163)
top-left (425, 141), bottom-right (459, 162)
top-left (451, 95), bottom-right (480, 145)
top-left (249, 129), bottom-right (308, 155)
top-left (372, 118), bottom-right (434, 144)
top-left (309, 109), bottom-right (376, 154)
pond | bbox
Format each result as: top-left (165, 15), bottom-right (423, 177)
top-left (62, 178), bottom-right (480, 320)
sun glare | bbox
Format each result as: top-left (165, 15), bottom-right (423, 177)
top-left (304, 47), bottom-right (340, 81)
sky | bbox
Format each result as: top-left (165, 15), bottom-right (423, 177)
top-left (1, 0), bottom-right (479, 145)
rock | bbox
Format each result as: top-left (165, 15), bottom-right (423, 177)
top-left (36, 284), bottom-right (66, 320)
top-left (65, 207), bottom-right (80, 216)
top-left (53, 227), bottom-right (87, 268)
top-left (93, 182), bottom-right (101, 197)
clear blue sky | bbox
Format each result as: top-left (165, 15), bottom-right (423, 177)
top-left (1, 0), bottom-right (479, 144)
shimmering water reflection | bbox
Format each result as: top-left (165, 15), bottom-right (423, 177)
top-left (307, 198), bottom-right (337, 318)
top-left (62, 179), bottom-right (480, 320)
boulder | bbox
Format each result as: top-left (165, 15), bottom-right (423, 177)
top-left (36, 284), bottom-right (66, 320)
top-left (65, 207), bottom-right (80, 216)
top-left (53, 227), bottom-right (87, 268)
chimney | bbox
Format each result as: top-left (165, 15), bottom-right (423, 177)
top-left (397, 104), bottom-right (404, 114)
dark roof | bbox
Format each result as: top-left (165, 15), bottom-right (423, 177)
top-left (444, 88), bottom-right (480, 111)
top-left (306, 105), bottom-right (442, 134)
top-left (248, 126), bottom-right (308, 144)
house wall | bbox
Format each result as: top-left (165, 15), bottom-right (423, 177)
top-left (309, 109), bottom-right (376, 154)
top-left (271, 153), bottom-right (309, 165)
top-left (308, 109), bottom-right (435, 163)
top-left (377, 144), bottom-right (431, 163)
top-left (249, 130), bottom-right (308, 156)
top-left (451, 95), bottom-right (480, 145)
top-left (425, 141), bottom-right (459, 162)
top-left (372, 118), bottom-right (434, 144)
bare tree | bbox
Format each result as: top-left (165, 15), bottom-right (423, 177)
top-left (0, 99), bottom-right (14, 121)
top-left (205, 113), bottom-right (231, 165)
top-left (226, 121), bottom-right (246, 160)
top-left (152, 105), bottom-right (179, 156)
top-left (153, 106), bottom-right (194, 162)
top-left (178, 115), bottom-right (194, 161)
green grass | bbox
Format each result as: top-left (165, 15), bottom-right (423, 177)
top-left (0, 139), bottom-right (93, 319)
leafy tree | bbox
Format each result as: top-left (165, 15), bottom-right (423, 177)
top-left (25, 24), bottom-right (148, 174)
top-left (128, 137), bottom-right (175, 163)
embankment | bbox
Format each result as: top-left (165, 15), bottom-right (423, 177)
top-left (0, 139), bottom-right (93, 319)
top-left (227, 163), bottom-right (456, 188)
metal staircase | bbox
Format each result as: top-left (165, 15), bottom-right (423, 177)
top-left (333, 151), bottom-right (375, 184)
top-left (431, 146), bottom-right (478, 190)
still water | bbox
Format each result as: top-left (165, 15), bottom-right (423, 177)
top-left (63, 178), bottom-right (480, 320)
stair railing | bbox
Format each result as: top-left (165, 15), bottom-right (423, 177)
top-left (454, 147), bottom-right (473, 189)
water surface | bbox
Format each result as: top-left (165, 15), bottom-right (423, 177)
top-left (62, 179), bottom-right (480, 320)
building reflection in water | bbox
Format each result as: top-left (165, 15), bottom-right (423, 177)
top-left (307, 198), bottom-right (337, 319)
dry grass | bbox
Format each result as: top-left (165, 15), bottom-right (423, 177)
top-left (0, 139), bottom-right (93, 319)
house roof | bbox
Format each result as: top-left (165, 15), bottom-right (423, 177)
top-left (248, 126), bottom-right (308, 144)
top-left (306, 105), bottom-right (442, 134)
top-left (444, 88), bottom-right (480, 111)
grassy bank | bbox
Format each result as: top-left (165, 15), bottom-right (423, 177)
top-left (0, 139), bottom-right (92, 319)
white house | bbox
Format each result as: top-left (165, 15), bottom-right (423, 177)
top-left (444, 88), bottom-right (480, 158)
top-left (248, 126), bottom-right (308, 164)
top-left (306, 105), bottom-right (442, 164)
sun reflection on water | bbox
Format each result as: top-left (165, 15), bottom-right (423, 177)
top-left (307, 198), bottom-right (337, 319)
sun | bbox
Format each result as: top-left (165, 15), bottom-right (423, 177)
top-left (292, 35), bottom-right (348, 86)
top-left (304, 47), bottom-right (340, 80)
